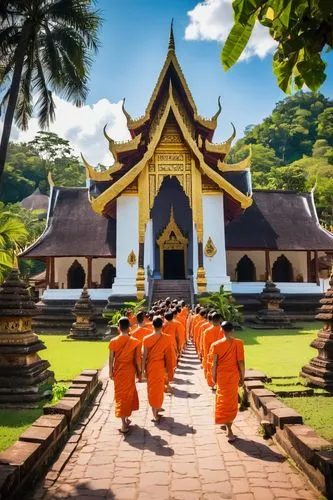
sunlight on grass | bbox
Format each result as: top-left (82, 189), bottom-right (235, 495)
top-left (237, 322), bottom-right (318, 377)
top-left (0, 409), bottom-right (42, 452)
top-left (39, 335), bottom-right (109, 381)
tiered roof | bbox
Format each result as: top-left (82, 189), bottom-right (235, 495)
top-left (84, 23), bottom-right (252, 219)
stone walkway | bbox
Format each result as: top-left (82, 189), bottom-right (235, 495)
top-left (34, 343), bottom-right (318, 500)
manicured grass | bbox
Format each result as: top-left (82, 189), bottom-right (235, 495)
top-left (0, 335), bottom-right (109, 453)
top-left (39, 335), bottom-right (109, 381)
top-left (0, 409), bottom-right (42, 452)
top-left (237, 322), bottom-right (319, 377)
top-left (281, 396), bottom-right (333, 443)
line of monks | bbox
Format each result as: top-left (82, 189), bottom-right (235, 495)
top-left (109, 298), bottom-right (245, 441)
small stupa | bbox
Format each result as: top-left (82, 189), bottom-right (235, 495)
top-left (252, 281), bottom-right (293, 329)
top-left (301, 270), bottom-right (333, 390)
top-left (0, 269), bottom-right (54, 407)
top-left (68, 287), bottom-right (102, 340)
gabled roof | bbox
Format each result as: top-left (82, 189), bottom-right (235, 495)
top-left (225, 190), bottom-right (333, 250)
top-left (20, 187), bottom-right (116, 258)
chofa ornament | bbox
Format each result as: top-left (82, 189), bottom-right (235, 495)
top-left (204, 237), bottom-right (217, 257)
top-left (127, 250), bottom-right (137, 267)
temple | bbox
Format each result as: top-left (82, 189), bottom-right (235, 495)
top-left (21, 25), bottom-right (333, 310)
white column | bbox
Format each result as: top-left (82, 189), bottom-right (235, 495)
top-left (203, 194), bottom-right (231, 292)
top-left (111, 196), bottom-right (138, 296)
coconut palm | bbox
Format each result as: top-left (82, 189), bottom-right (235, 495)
top-left (0, 210), bottom-right (28, 282)
top-left (0, 0), bottom-right (101, 182)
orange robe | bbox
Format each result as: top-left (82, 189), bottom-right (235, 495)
top-left (197, 320), bottom-right (210, 356)
top-left (131, 325), bottom-right (152, 344)
top-left (109, 335), bottom-right (141, 418)
top-left (210, 338), bottom-right (244, 424)
top-left (143, 333), bottom-right (174, 409)
top-left (193, 317), bottom-right (205, 351)
top-left (174, 318), bottom-right (185, 350)
top-left (203, 325), bottom-right (224, 383)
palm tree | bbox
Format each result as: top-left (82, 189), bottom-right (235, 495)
top-left (0, 0), bottom-right (101, 183)
top-left (0, 210), bottom-right (28, 283)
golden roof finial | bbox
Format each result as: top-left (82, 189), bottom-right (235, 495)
top-left (212, 96), bottom-right (222, 122)
top-left (168, 19), bottom-right (175, 52)
top-left (122, 98), bottom-right (132, 122)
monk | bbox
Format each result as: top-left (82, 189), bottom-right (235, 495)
top-left (193, 308), bottom-right (208, 351)
top-left (199, 311), bottom-right (215, 357)
top-left (142, 316), bottom-right (174, 422)
top-left (202, 312), bottom-right (224, 384)
top-left (189, 305), bottom-right (201, 340)
top-left (210, 321), bottom-right (245, 442)
top-left (163, 311), bottom-right (181, 354)
top-left (173, 307), bottom-right (186, 351)
top-left (109, 317), bottom-right (141, 433)
top-left (131, 311), bottom-right (152, 344)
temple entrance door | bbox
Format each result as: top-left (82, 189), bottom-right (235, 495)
top-left (164, 250), bottom-right (185, 279)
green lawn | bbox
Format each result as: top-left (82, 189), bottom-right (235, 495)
top-left (237, 322), bottom-right (319, 377)
top-left (39, 335), bottom-right (109, 381)
top-left (0, 335), bottom-right (109, 452)
top-left (282, 396), bottom-right (333, 443)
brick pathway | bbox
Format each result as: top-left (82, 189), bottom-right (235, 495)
top-left (36, 342), bottom-right (318, 500)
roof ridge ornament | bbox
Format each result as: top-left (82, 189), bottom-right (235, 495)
top-left (168, 19), bottom-right (175, 52)
top-left (212, 96), bottom-right (222, 122)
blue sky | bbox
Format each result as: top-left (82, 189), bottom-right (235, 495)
top-left (6, 0), bottom-right (333, 165)
top-left (87, 0), bottom-right (333, 143)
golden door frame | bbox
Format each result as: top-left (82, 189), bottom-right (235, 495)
top-left (156, 207), bottom-right (188, 279)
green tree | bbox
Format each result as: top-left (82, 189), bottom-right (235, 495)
top-left (268, 165), bottom-right (308, 192)
top-left (0, 206), bottom-right (28, 282)
top-left (317, 108), bottom-right (333, 145)
top-left (221, 0), bottom-right (333, 93)
top-left (228, 143), bottom-right (283, 173)
top-left (0, 0), bottom-right (101, 184)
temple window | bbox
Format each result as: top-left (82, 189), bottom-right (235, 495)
top-left (272, 254), bottom-right (293, 282)
top-left (236, 255), bottom-right (256, 282)
top-left (100, 263), bottom-right (116, 288)
top-left (67, 260), bottom-right (86, 289)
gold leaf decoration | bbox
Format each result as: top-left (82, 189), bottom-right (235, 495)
top-left (127, 250), bottom-right (137, 267)
top-left (204, 237), bottom-right (217, 258)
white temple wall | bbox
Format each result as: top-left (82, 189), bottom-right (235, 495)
top-left (270, 251), bottom-right (307, 281)
top-left (55, 257), bottom-right (87, 288)
top-left (92, 258), bottom-right (116, 283)
top-left (227, 251), bottom-right (266, 281)
top-left (202, 194), bottom-right (231, 291)
top-left (111, 195), bottom-right (138, 296)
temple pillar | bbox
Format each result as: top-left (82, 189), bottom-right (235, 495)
top-left (315, 250), bottom-right (320, 285)
top-left (111, 196), bottom-right (138, 297)
top-left (136, 242), bottom-right (145, 300)
top-left (202, 194), bottom-right (231, 292)
top-left (265, 250), bottom-right (271, 281)
top-left (307, 250), bottom-right (312, 283)
top-left (45, 257), bottom-right (50, 287)
top-left (87, 257), bottom-right (92, 288)
top-left (50, 257), bottom-right (55, 288)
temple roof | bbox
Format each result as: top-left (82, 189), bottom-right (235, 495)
top-left (225, 190), bottom-right (333, 250)
top-left (19, 187), bottom-right (333, 259)
top-left (21, 188), bottom-right (49, 212)
top-left (20, 187), bottom-right (116, 258)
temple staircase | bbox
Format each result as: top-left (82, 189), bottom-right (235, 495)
top-left (149, 279), bottom-right (194, 308)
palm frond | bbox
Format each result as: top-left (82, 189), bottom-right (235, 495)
top-left (33, 50), bottom-right (56, 128)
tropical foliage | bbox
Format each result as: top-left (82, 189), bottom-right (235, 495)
top-left (221, 0), bottom-right (333, 93)
top-left (198, 286), bottom-right (244, 326)
top-left (0, 207), bottom-right (28, 282)
top-left (0, 0), bottom-right (101, 181)
top-left (1, 133), bottom-right (85, 204)
top-left (228, 92), bottom-right (333, 226)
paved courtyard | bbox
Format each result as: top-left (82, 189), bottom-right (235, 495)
top-left (33, 342), bottom-right (318, 500)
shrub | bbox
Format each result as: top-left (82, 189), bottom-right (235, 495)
top-left (198, 286), bottom-right (243, 326)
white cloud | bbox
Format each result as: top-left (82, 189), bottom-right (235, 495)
top-left (0, 95), bottom-right (131, 166)
top-left (185, 0), bottom-right (277, 61)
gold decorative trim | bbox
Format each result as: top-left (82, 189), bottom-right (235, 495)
top-left (197, 267), bottom-right (207, 294)
top-left (204, 123), bottom-right (236, 156)
top-left (136, 267), bottom-right (145, 300)
top-left (217, 147), bottom-right (251, 172)
top-left (91, 81), bottom-right (252, 214)
top-left (127, 250), bottom-right (137, 267)
top-left (47, 170), bottom-right (54, 187)
top-left (103, 125), bottom-right (142, 160)
top-left (157, 207), bottom-right (188, 278)
top-left (81, 154), bottom-right (113, 181)
top-left (204, 237), bottom-right (217, 257)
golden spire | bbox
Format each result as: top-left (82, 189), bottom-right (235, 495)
top-left (168, 19), bottom-right (175, 52)
top-left (212, 96), bottom-right (222, 122)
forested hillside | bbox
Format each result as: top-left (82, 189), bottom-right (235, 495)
top-left (228, 92), bottom-right (333, 226)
